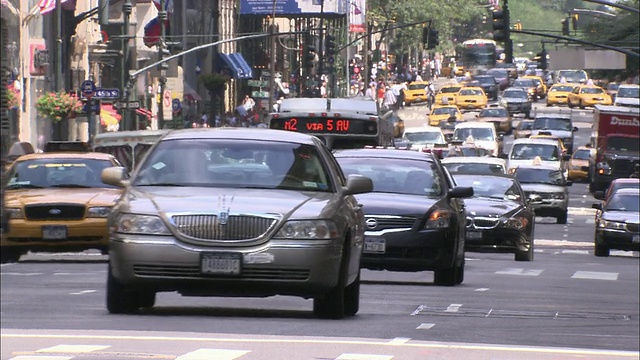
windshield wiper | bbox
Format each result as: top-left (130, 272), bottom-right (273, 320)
top-left (49, 184), bottom-right (92, 188)
top-left (6, 184), bottom-right (44, 189)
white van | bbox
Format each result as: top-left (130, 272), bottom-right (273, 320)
top-left (613, 84), bottom-right (640, 108)
top-left (402, 126), bottom-right (447, 151)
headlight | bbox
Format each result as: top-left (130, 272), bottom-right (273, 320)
top-left (4, 207), bottom-right (24, 219)
top-left (114, 214), bottom-right (171, 235)
top-left (424, 210), bottom-right (451, 229)
top-left (275, 220), bottom-right (339, 239)
top-left (597, 219), bottom-right (626, 230)
top-left (504, 216), bottom-right (529, 230)
top-left (87, 206), bottom-right (113, 218)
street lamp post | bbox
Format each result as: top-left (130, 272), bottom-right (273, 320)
top-left (157, 0), bottom-right (167, 129)
top-left (121, 0), bottom-right (132, 131)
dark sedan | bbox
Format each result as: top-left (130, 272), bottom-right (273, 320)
top-left (453, 174), bottom-right (536, 261)
top-left (334, 148), bottom-right (473, 286)
top-left (592, 188), bottom-right (640, 257)
top-left (473, 75), bottom-right (500, 101)
top-left (499, 88), bottom-right (532, 118)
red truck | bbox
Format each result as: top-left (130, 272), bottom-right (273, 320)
top-left (589, 105), bottom-right (640, 192)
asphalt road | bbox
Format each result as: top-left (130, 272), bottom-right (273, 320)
top-left (1, 102), bottom-right (638, 360)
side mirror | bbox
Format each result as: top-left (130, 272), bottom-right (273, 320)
top-left (593, 190), bottom-right (605, 200)
top-left (101, 167), bottom-right (129, 188)
top-left (592, 203), bottom-right (602, 210)
top-left (344, 174), bottom-right (374, 195)
top-left (573, 127), bottom-right (579, 132)
top-left (527, 194), bottom-right (542, 203)
top-left (448, 186), bottom-right (474, 199)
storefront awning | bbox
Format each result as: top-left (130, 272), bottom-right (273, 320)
top-left (219, 53), bottom-right (253, 79)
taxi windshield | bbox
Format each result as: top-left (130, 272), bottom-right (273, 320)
top-left (453, 127), bottom-right (495, 141)
top-left (6, 158), bottom-right (118, 189)
top-left (405, 131), bottom-right (444, 144)
top-left (433, 107), bottom-right (457, 115)
top-left (511, 143), bottom-right (560, 161)
top-left (573, 149), bottom-right (591, 160)
top-left (441, 86), bottom-right (462, 94)
top-left (514, 168), bottom-right (565, 185)
top-left (581, 87), bottom-right (604, 94)
top-left (551, 85), bottom-right (574, 92)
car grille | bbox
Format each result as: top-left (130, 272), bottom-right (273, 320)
top-left (467, 217), bottom-right (500, 229)
top-left (132, 264), bottom-right (310, 280)
top-left (612, 159), bottom-right (638, 176)
top-left (524, 191), bottom-right (554, 200)
top-left (171, 215), bottom-right (277, 241)
top-left (626, 223), bottom-right (639, 233)
top-left (24, 204), bottom-right (85, 221)
top-left (365, 216), bottom-right (416, 230)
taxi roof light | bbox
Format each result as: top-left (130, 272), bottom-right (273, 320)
top-left (43, 141), bottom-right (91, 153)
top-left (532, 156), bottom-right (543, 165)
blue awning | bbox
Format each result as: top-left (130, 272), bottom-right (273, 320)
top-left (219, 53), bottom-right (252, 79)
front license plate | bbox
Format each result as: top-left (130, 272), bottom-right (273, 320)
top-left (633, 235), bottom-right (640, 244)
top-left (201, 252), bottom-right (242, 275)
top-left (42, 225), bottom-right (67, 240)
top-left (466, 231), bottom-right (482, 240)
top-left (364, 237), bottom-right (386, 254)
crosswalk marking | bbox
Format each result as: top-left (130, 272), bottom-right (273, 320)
top-left (36, 345), bottom-right (110, 353)
top-left (572, 271), bottom-right (618, 281)
top-left (495, 268), bottom-right (544, 276)
top-left (176, 349), bottom-right (251, 360)
top-left (336, 355), bottom-right (394, 360)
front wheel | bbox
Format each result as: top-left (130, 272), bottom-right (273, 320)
top-left (434, 262), bottom-right (461, 286)
top-left (344, 271), bottom-right (360, 316)
top-left (594, 242), bottom-right (610, 257)
top-left (515, 243), bottom-right (534, 261)
top-left (0, 249), bottom-right (21, 264)
top-left (557, 211), bottom-right (568, 224)
top-left (106, 265), bottom-right (145, 314)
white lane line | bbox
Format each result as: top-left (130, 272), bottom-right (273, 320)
top-left (495, 268), bottom-right (544, 276)
top-left (445, 304), bottom-right (463, 312)
top-left (176, 349), bottom-right (250, 360)
top-left (562, 250), bottom-right (590, 255)
top-left (389, 337), bottom-right (411, 344)
top-left (611, 250), bottom-right (639, 257)
top-left (9, 356), bottom-right (73, 360)
top-left (416, 323), bottom-right (436, 330)
top-left (572, 271), bottom-right (618, 281)
top-left (585, 218), bottom-right (595, 224)
top-left (69, 290), bottom-right (97, 295)
top-left (475, 288), bottom-right (490, 292)
top-left (37, 345), bottom-right (110, 353)
top-left (337, 355), bottom-right (394, 360)
top-left (0, 272), bottom-right (42, 276)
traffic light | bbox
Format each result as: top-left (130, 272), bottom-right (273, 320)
top-left (537, 50), bottom-right (548, 70)
top-left (492, 9), bottom-right (509, 42)
top-left (426, 29), bottom-right (439, 50)
top-left (324, 34), bottom-right (336, 67)
top-left (572, 13), bottom-right (579, 30)
top-left (303, 44), bottom-right (316, 69)
top-left (562, 17), bottom-right (570, 36)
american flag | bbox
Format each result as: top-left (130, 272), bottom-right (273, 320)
top-left (38, 0), bottom-right (71, 15)
top-left (152, 0), bottom-right (173, 13)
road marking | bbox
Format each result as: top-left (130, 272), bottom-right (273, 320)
top-left (337, 355), bottom-right (393, 360)
top-left (0, 272), bottom-right (43, 276)
top-left (611, 250), bottom-right (639, 257)
top-left (9, 356), bottom-right (73, 360)
top-left (176, 349), bottom-right (250, 360)
top-left (561, 250), bottom-right (589, 255)
top-left (536, 239), bottom-right (592, 247)
top-left (475, 288), bottom-right (490, 292)
top-left (69, 290), bottom-right (97, 295)
top-left (585, 218), bottom-right (595, 224)
top-left (37, 345), bottom-right (110, 353)
top-left (445, 304), bottom-right (463, 312)
top-left (389, 338), bottom-right (410, 344)
top-left (416, 323), bottom-right (436, 330)
top-left (572, 271), bottom-right (618, 281)
top-left (495, 268), bottom-right (544, 276)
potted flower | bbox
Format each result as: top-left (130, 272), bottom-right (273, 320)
top-left (35, 91), bottom-right (83, 123)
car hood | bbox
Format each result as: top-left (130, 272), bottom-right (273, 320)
top-left (464, 197), bottom-right (523, 218)
top-left (519, 183), bottom-right (565, 193)
top-left (122, 187), bottom-right (336, 219)
top-left (602, 210), bottom-right (640, 223)
top-left (6, 188), bottom-right (122, 208)
top-left (354, 192), bottom-right (437, 216)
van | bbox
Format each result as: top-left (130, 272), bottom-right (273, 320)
top-left (555, 69), bottom-right (588, 85)
top-left (92, 129), bottom-right (170, 173)
top-left (613, 84), bottom-right (640, 108)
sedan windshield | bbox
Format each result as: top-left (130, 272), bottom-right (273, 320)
top-left (443, 162), bottom-right (505, 175)
top-left (453, 127), bottom-right (495, 141)
top-left (606, 192), bottom-right (640, 212)
top-left (514, 168), bottom-right (565, 185)
top-left (503, 90), bottom-right (528, 99)
top-left (133, 139), bottom-right (332, 191)
top-left (404, 131), bottom-right (444, 144)
top-left (337, 158), bottom-right (443, 196)
top-left (6, 158), bottom-right (117, 189)
top-left (617, 87), bottom-right (639, 98)
top-left (453, 174), bottom-right (522, 201)
top-left (533, 117), bottom-right (572, 131)
top-left (479, 108), bottom-right (508, 117)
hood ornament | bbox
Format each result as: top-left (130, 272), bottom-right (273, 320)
top-left (217, 194), bottom-right (235, 225)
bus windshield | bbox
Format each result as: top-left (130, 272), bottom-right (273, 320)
top-left (461, 40), bottom-right (497, 70)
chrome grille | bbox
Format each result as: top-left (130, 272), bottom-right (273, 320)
top-left (467, 217), bottom-right (500, 229)
top-left (24, 204), bottom-right (85, 220)
top-left (365, 216), bottom-right (416, 230)
top-left (132, 264), bottom-right (310, 280)
top-left (172, 215), bottom-right (277, 241)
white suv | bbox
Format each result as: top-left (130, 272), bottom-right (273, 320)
top-left (452, 121), bottom-right (502, 157)
top-left (614, 84), bottom-right (640, 108)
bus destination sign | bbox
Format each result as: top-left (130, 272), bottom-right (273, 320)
top-left (270, 117), bottom-right (377, 135)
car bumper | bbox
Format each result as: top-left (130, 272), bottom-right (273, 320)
top-left (547, 97), bottom-right (568, 105)
top-left (505, 104), bottom-right (530, 114)
top-left (583, 99), bottom-right (612, 106)
top-left (108, 234), bottom-right (345, 298)
top-left (595, 230), bottom-right (640, 252)
top-left (406, 96), bottom-right (428, 104)
top-left (1, 218), bottom-right (109, 252)
top-left (531, 200), bottom-right (568, 216)
top-left (465, 227), bottom-right (531, 254)
top-left (457, 103), bottom-right (486, 111)
top-left (361, 229), bottom-right (457, 272)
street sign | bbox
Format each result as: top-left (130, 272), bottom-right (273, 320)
top-left (247, 80), bottom-right (268, 87)
top-left (251, 91), bottom-right (269, 98)
top-left (172, 98), bottom-right (182, 113)
top-left (80, 80), bottom-right (96, 99)
top-left (82, 101), bottom-right (100, 114)
top-left (163, 90), bottom-right (172, 108)
top-left (94, 88), bottom-right (120, 99)
top-left (113, 101), bottom-right (141, 110)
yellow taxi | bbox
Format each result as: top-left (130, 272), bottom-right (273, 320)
top-left (521, 75), bottom-right (547, 98)
top-left (435, 85), bottom-right (463, 106)
top-left (454, 86), bottom-right (488, 111)
top-left (403, 81), bottom-right (431, 106)
top-left (428, 105), bottom-right (463, 126)
top-left (1, 145), bottom-right (124, 263)
top-left (568, 85), bottom-right (613, 108)
top-left (546, 84), bottom-right (576, 106)
top-left (567, 146), bottom-right (596, 181)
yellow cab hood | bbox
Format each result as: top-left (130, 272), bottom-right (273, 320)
top-left (6, 188), bottom-right (122, 208)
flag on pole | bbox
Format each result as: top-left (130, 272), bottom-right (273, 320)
top-left (152, 0), bottom-right (173, 13)
top-left (38, 0), bottom-right (73, 15)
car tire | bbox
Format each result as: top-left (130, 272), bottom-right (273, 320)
top-left (455, 260), bottom-right (465, 285)
top-left (434, 265), bottom-right (458, 286)
top-left (594, 243), bottom-right (610, 257)
top-left (515, 244), bottom-right (533, 262)
top-left (568, 101), bottom-right (574, 109)
top-left (343, 270), bottom-right (360, 317)
top-left (557, 211), bottom-right (568, 224)
top-left (0, 249), bottom-right (21, 264)
top-left (579, 100), bottom-right (585, 109)
top-left (106, 265), bottom-right (141, 314)
top-left (313, 241), bottom-right (350, 319)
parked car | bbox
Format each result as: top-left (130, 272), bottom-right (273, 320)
top-left (513, 162), bottom-right (572, 224)
top-left (334, 148), bottom-right (473, 286)
top-left (1, 144), bottom-right (123, 263)
top-left (101, 128), bottom-right (373, 318)
top-left (592, 188), bottom-right (640, 257)
top-left (452, 173), bottom-right (536, 261)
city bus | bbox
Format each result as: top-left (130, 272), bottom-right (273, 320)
top-left (460, 39), bottom-right (498, 74)
top-left (268, 97), bottom-right (395, 150)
